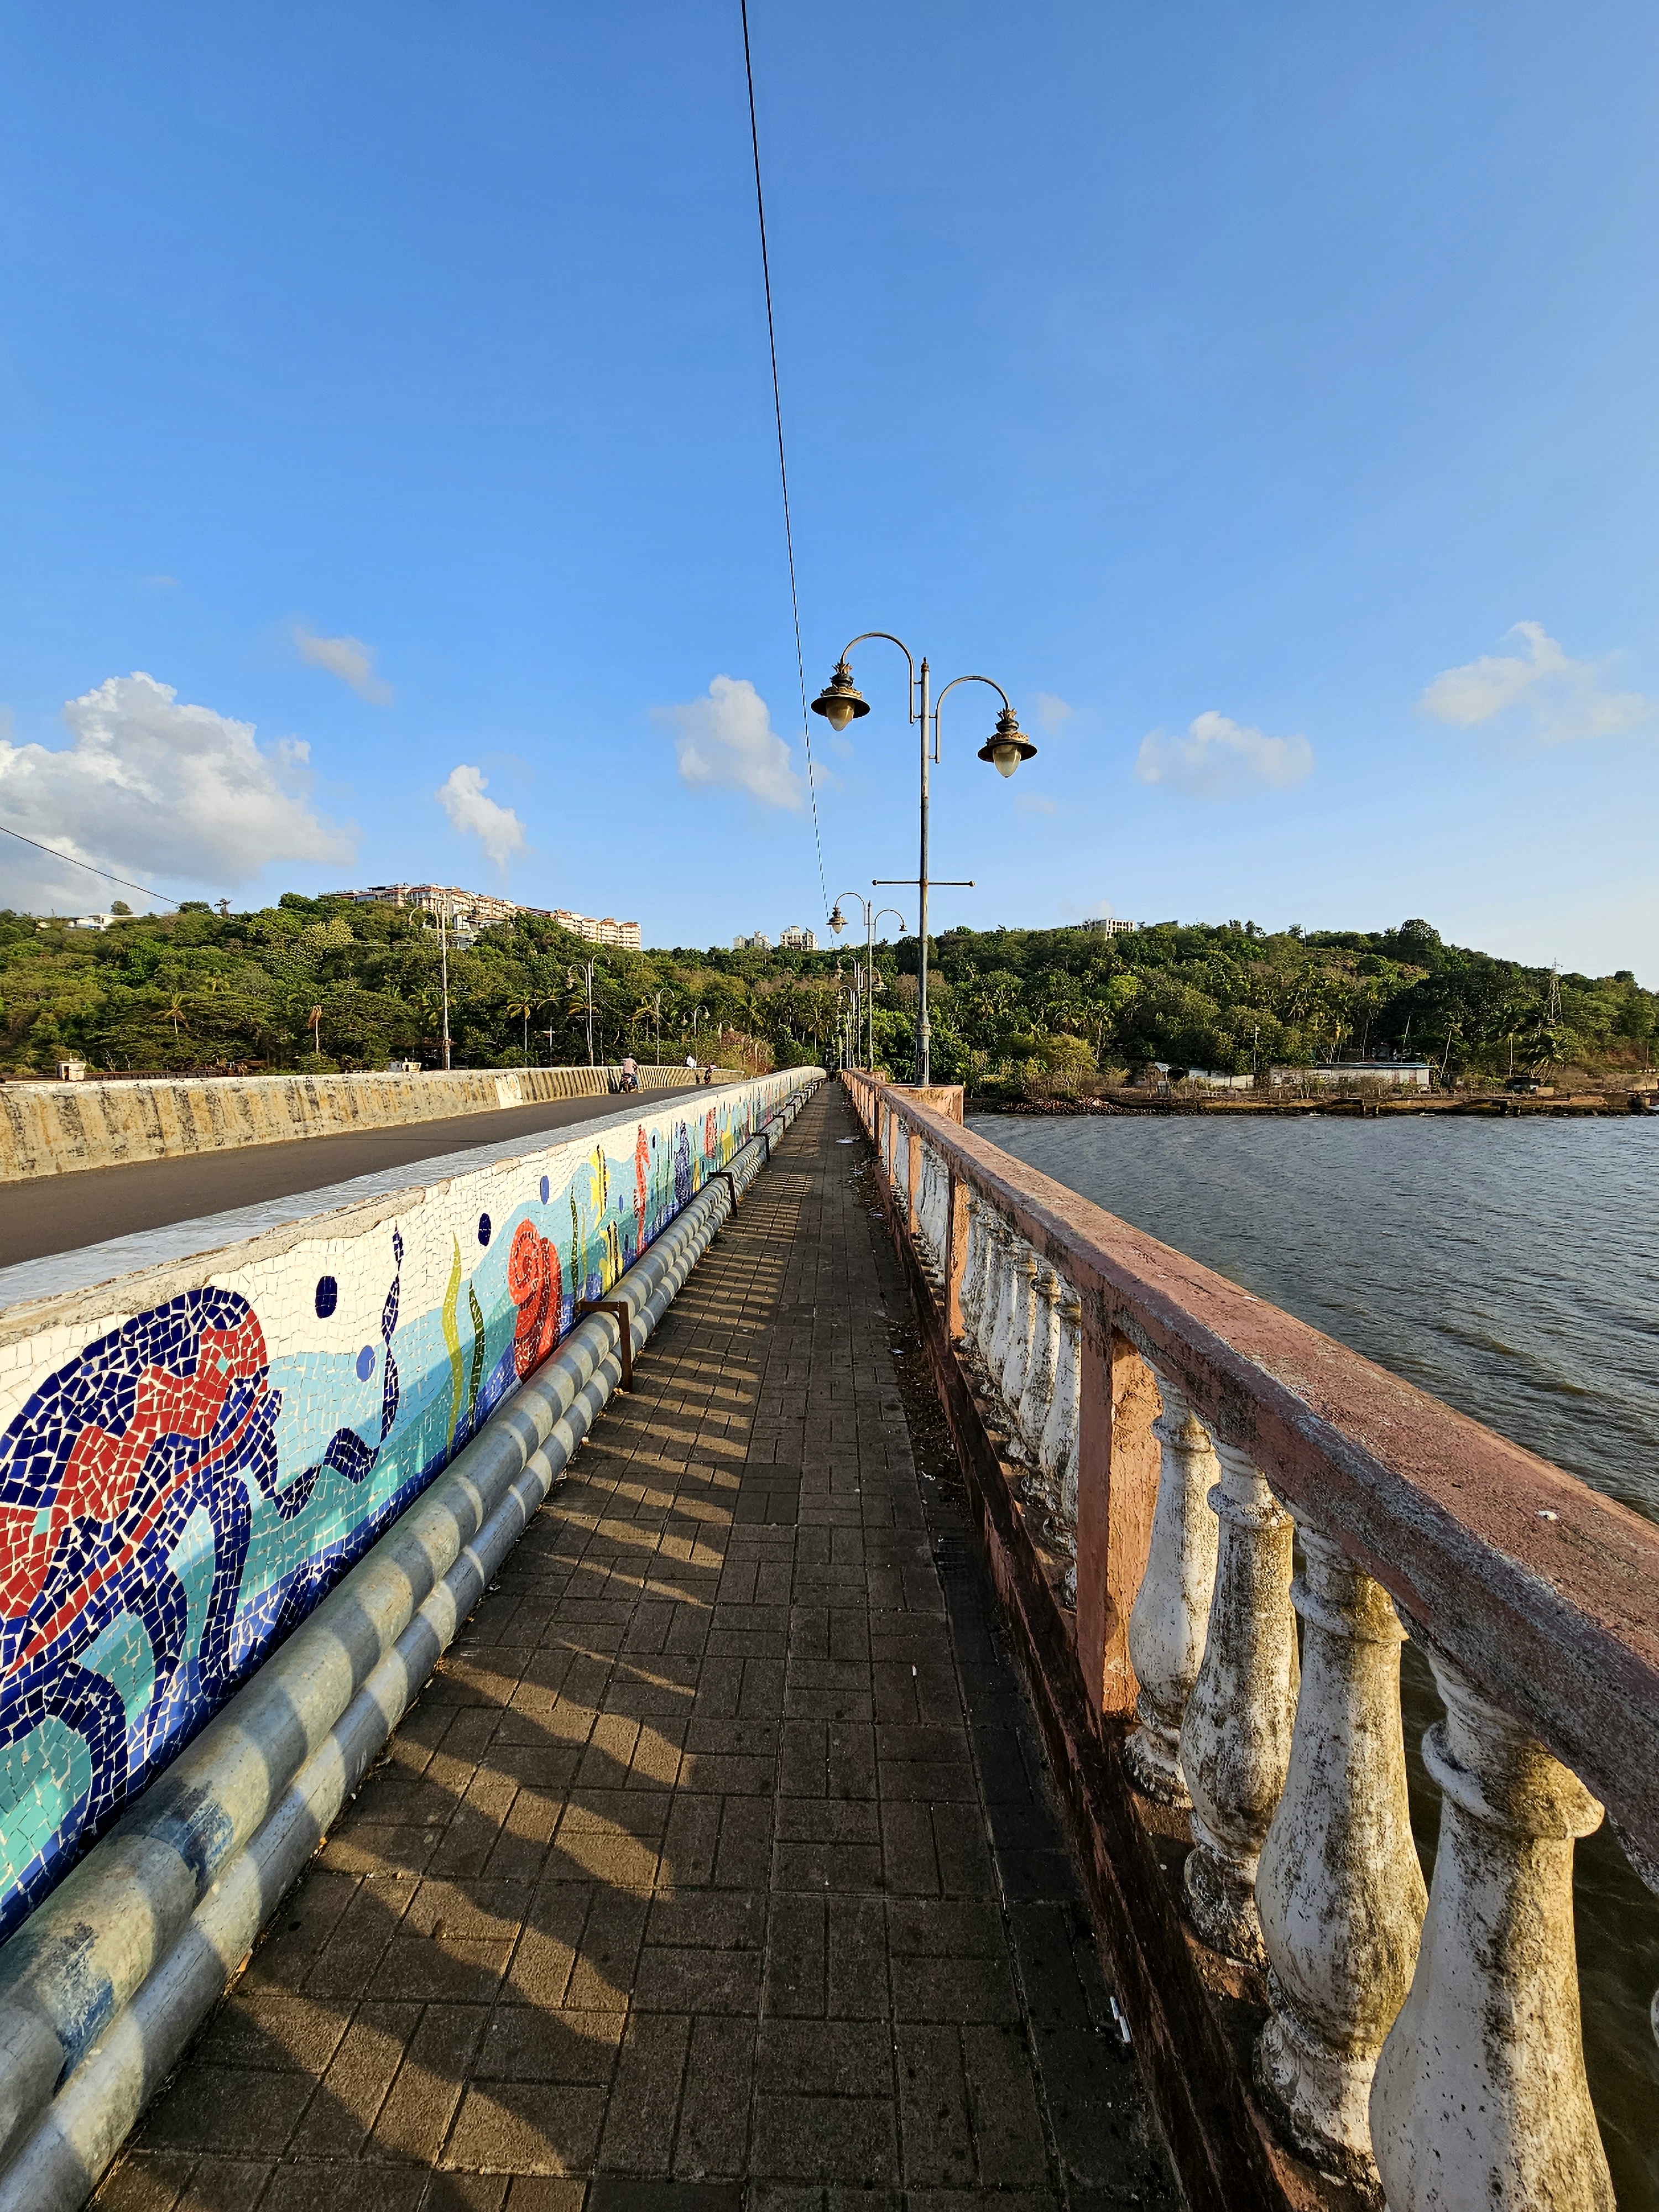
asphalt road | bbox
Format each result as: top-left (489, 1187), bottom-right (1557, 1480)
top-left (0, 1084), bottom-right (743, 1271)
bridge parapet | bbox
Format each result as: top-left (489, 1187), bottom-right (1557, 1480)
top-left (0, 1062), bottom-right (740, 1183)
top-left (0, 1071), bottom-right (820, 2205)
top-left (846, 1070), bottom-right (1655, 2212)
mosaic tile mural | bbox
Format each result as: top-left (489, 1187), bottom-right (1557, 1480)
top-left (0, 1075), bottom-right (807, 1937)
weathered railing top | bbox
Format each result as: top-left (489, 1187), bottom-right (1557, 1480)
top-left (849, 1071), bottom-right (1659, 1870)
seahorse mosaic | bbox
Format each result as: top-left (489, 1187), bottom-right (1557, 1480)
top-left (0, 1077), bottom-right (800, 1936)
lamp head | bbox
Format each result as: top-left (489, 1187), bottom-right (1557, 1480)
top-left (977, 706), bottom-right (1037, 780)
top-left (829, 905), bottom-right (847, 935)
top-left (810, 660), bottom-right (870, 733)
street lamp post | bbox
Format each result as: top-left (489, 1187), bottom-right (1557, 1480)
top-left (438, 906), bottom-right (452, 1072)
top-left (828, 891), bottom-right (905, 1072)
top-left (567, 962), bottom-right (597, 1067)
top-left (813, 634), bottom-right (1034, 1084)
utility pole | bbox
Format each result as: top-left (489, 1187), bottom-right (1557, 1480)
top-left (439, 908), bottom-right (452, 1072)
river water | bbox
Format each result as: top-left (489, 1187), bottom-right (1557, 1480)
top-left (971, 1111), bottom-right (1659, 2203)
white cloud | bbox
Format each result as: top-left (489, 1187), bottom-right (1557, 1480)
top-left (1015, 791), bottom-right (1058, 815)
top-left (1031, 692), bottom-right (1076, 734)
top-left (436, 764), bottom-right (527, 870)
top-left (1134, 711), bottom-right (1314, 800)
top-left (1419, 622), bottom-right (1651, 745)
top-left (294, 624), bottom-right (393, 705)
top-left (1058, 897), bottom-right (1123, 921)
top-left (0, 672), bottom-right (353, 911)
top-left (658, 675), bottom-right (804, 811)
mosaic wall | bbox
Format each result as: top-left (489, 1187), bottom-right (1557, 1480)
top-left (0, 1076), bottom-right (807, 1937)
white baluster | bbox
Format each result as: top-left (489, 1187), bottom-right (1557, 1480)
top-left (916, 1146), bottom-right (937, 1261)
top-left (1254, 1530), bottom-right (1426, 2190)
top-left (924, 1147), bottom-right (948, 1266)
top-left (1015, 1261), bottom-right (1061, 1464)
top-left (1179, 1442), bottom-right (1298, 1965)
top-left (1124, 1371), bottom-right (1219, 1808)
top-left (1370, 1652), bottom-right (1613, 2211)
top-left (957, 1194), bottom-right (987, 1339)
top-left (998, 1241), bottom-right (1041, 1448)
top-left (966, 1203), bottom-right (994, 1360)
top-left (983, 1218), bottom-right (1016, 1374)
top-left (1036, 1279), bottom-right (1081, 1530)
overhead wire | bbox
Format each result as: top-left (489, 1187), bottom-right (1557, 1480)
top-left (0, 820), bottom-right (179, 911)
top-left (738, 0), bottom-right (831, 924)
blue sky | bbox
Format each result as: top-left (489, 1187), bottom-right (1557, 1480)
top-left (2, 2), bottom-right (1655, 976)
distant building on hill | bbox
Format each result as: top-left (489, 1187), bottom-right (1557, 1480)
top-left (1077, 917), bottom-right (1139, 936)
top-left (329, 883), bottom-right (520, 927)
top-left (550, 909), bottom-right (641, 948)
top-left (326, 884), bottom-right (639, 948)
top-left (732, 925), bottom-right (817, 952)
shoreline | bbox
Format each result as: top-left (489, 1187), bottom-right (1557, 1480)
top-left (968, 1090), bottom-right (1657, 1120)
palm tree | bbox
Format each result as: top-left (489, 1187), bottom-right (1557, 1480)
top-left (505, 994), bottom-right (537, 1061)
top-left (158, 992), bottom-right (191, 1040)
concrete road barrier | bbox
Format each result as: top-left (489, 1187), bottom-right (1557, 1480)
top-left (0, 1064), bottom-right (739, 1182)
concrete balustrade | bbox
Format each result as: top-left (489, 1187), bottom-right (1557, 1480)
top-left (843, 1070), bottom-right (1654, 2212)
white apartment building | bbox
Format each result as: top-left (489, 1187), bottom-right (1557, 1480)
top-left (733, 931), bottom-right (770, 951)
top-left (326, 884), bottom-right (640, 948)
top-left (777, 925), bottom-right (817, 952)
top-left (550, 910), bottom-right (642, 949)
top-left (1078, 917), bottom-right (1140, 936)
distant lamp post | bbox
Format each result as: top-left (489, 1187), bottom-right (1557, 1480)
top-left (813, 631), bottom-right (1032, 1083)
top-left (829, 891), bottom-right (905, 1072)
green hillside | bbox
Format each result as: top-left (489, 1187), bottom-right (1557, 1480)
top-left (1, 896), bottom-right (1651, 1088)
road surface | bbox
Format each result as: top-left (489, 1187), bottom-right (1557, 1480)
top-left (0, 1083), bottom-right (744, 1271)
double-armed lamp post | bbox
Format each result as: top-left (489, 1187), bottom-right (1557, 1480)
top-left (827, 890), bottom-right (905, 1073)
top-left (812, 633), bottom-right (1034, 1084)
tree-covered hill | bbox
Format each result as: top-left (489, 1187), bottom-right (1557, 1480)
top-left (1, 896), bottom-right (1651, 1088)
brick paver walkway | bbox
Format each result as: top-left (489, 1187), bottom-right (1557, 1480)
top-left (98, 1087), bottom-right (1177, 2212)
